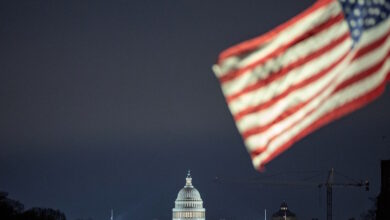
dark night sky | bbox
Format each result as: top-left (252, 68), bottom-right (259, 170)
top-left (1, 0), bottom-right (389, 220)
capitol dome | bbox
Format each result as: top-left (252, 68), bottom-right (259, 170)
top-left (172, 171), bottom-right (205, 220)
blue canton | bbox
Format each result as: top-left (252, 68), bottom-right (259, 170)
top-left (339, 0), bottom-right (390, 44)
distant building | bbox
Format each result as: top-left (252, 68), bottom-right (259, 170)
top-left (377, 160), bottom-right (390, 220)
top-left (172, 171), bottom-right (205, 220)
top-left (272, 201), bottom-right (297, 220)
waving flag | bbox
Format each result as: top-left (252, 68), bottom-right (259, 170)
top-left (212, 0), bottom-right (390, 170)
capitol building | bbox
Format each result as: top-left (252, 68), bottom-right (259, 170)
top-left (170, 172), bottom-right (298, 220)
top-left (172, 171), bottom-right (205, 220)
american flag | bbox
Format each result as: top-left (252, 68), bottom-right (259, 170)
top-left (212, 0), bottom-right (390, 170)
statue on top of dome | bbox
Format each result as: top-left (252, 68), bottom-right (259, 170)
top-left (186, 170), bottom-right (192, 187)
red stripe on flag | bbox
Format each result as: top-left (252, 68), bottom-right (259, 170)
top-left (387, 71), bottom-right (390, 81)
top-left (218, 0), bottom-right (334, 62)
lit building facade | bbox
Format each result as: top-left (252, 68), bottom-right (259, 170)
top-left (172, 171), bottom-right (205, 220)
top-left (272, 201), bottom-right (297, 220)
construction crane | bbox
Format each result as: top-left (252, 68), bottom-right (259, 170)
top-left (319, 168), bottom-right (369, 220)
top-left (214, 168), bottom-right (369, 220)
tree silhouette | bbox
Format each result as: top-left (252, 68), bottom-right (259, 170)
top-left (19, 208), bottom-right (66, 220)
top-left (360, 197), bottom-right (376, 220)
top-left (0, 191), bottom-right (66, 220)
top-left (0, 191), bottom-right (24, 220)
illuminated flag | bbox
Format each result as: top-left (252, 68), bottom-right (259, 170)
top-left (212, 0), bottom-right (390, 170)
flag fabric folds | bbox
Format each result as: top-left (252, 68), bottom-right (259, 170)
top-left (212, 0), bottom-right (390, 170)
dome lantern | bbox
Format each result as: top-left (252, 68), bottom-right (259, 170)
top-left (185, 170), bottom-right (193, 187)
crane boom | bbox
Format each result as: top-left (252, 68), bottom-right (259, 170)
top-left (214, 168), bottom-right (369, 220)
